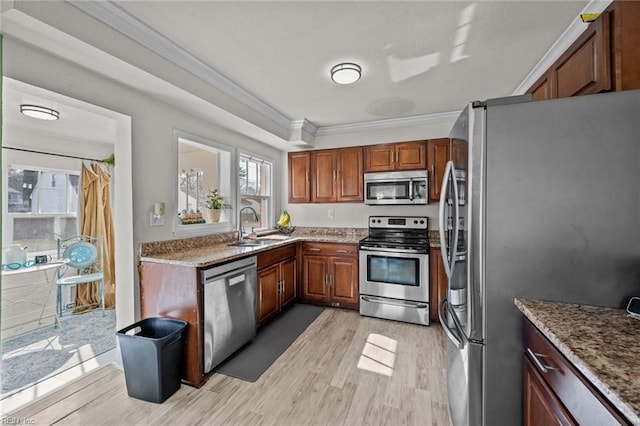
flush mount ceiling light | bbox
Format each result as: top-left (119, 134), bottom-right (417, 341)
top-left (331, 63), bottom-right (362, 85)
top-left (20, 104), bottom-right (60, 121)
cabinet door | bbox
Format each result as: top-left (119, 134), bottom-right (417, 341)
top-left (257, 264), bottom-right (281, 325)
top-left (365, 144), bottom-right (396, 172)
top-left (288, 152), bottom-right (311, 203)
top-left (427, 138), bottom-right (449, 202)
top-left (396, 141), bottom-right (427, 170)
top-left (280, 257), bottom-right (297, 309)
top-left (336, 147), bottom-right (363, 202)
top-left (429, 248), bottom-right (447, 321)
top-left (554, 12), bottom-right (611, 98)
top-left (303, 255), bottom-right (330, 302)
top-left (529, 72), bottom-right (555, 101)
top-left (524, 358), bottom-right (576, 426)
top-left (311, 150), bottom-right (336, 202)
top-left (330, 257), bottom-right (359, 306)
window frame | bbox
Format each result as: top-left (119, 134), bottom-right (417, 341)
top-left (3, 164), bottom-right (80, 254)
top-left (173, 129), bottom-right (236, 238)
top-left (238, 151), bottom-right (274, 233)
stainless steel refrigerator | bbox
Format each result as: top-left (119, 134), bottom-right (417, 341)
top-left (437, 89), bottom-right (640, 426)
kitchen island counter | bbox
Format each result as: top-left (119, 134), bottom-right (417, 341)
top-left (515, 298), bottom-right (640, 424)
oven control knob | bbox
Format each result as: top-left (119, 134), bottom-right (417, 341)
top-left (414, 220), bottom-right (418, 224)
top-left (420, 220), bottom-right (425, 224)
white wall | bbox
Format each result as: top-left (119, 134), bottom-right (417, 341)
top-left (281, 119), bottom-right (456, 229)
top-left (3, 37), bottom-right (282, 326)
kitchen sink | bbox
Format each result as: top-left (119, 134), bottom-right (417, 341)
top-left (227, 239), bottom-right (281, 247)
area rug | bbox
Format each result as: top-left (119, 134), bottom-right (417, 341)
top-left (214, 304), bottom-right (324, 382)
top-left (0, 309), bottom-right (116, 398)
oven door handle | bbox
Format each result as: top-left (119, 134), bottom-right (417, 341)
top-left (359, 246), bottom-right (424, 254)
top-left (361, 296), bottom-right (428, 309)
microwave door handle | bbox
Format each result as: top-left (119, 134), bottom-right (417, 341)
top-left (439, 161), bottom-right (454, 278)
top-left (410, 179), bottom-right (414, 201)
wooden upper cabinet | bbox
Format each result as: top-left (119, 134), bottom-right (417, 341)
top-left (427, 138), bottom-right (449, 201)
top-left (311, 150), bottom-right (336, 203)
top-left (555, 12), bottom-right (610, 98)
top-left (288, 152), bottom-right (310, 203)
top-left (365, 144), bottom-right (396, 172)
top-left (365, 141), bottom-right (427, 172)
top-left (529, 73), bottom-right (554, 101)
top-left (311, 147), bottom-right (363, 203)
top-left (336, 147), bottom-right (363, 201)
top-left (527, 1), bottom-right (640, 101)
top-left (396, 141), bottom-right (427, 170)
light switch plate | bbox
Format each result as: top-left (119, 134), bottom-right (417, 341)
top-left (150, 212), bottom-right (165, 227)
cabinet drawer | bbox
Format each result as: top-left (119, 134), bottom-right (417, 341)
top-left (257, 243), bottom-right (296, 269)
top-left (302, 242), bottom-right (358, 257)
top-left (523, 320), bottom-right (628, 425)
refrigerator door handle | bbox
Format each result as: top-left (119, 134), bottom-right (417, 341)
top-left (450, 162), bottom-right (460, 273)
top-left (439, 161), bottom-right (454, 278)
top-left (438, 297), bottom-right (464, 349)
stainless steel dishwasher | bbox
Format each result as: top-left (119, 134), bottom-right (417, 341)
top-left (202, 256), bottom-right (257, 373)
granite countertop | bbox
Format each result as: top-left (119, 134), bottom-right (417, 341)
top-left (515, 298), bottom-right (640, 424)
top-left (139, 228), bottom-right (367, 268)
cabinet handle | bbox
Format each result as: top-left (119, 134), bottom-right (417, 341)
top-left (526, 348), bottom-right (555, 374)
top-left (395, 151), bottom-right (399, 163)
top-left (336, 249), bottom-right (348, 253)
top-left (309, 248), bottom-right (321, 252)
top-left (328, 275), bottom-right (332, 287)
top-left (306, 171), bottom-right (309, 182)
top-left (279, 280), bottom-right (284, 293)
top-left (431, 164), bottom-right (434, 178)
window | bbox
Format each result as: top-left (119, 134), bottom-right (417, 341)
top-left (175, 130), bottom-right (235, 237)
top-left (5, 167), bottom-right (80, 252)
top-left (239, 154), bottom-right (272, 231)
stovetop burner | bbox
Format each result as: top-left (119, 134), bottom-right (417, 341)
top-left (360, 215), bottom-right (430, 252)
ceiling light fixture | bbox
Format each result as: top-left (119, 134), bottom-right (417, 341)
top-left (20, 104), bottom-right (60, 121)
top-left (331, 63), bottom-right (362, 85)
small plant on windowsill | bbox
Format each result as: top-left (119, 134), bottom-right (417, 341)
top-left (205, 188), bottom-right (227, 223)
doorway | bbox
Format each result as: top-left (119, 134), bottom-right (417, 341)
top-left (0, 78), bottom-right (132, 410)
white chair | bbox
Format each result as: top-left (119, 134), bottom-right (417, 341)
top-left (56, 235), bottom-right (105, 319)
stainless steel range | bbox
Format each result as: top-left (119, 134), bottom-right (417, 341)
top-left (359, 216), bottom-right (430, 326)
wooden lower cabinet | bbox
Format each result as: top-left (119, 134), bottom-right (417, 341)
top-left (524, 357), bottom-right (576, 426)
top-left (429, 248), bottom-right (447, 321)
top-left (257, 244), bottom-right (297, 326)
top-left (523, 319), bottom-right (629, 425)
top-left (301, 242), bottom-right (359, 310)
top-left (139, 262), bottom-right (205, 387)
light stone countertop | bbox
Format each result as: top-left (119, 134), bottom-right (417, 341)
top-left (139, 229), bottom-right (366, 268)
top-left (515, 298), bottom-right (640, 424)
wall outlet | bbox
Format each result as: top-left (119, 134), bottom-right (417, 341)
top-left (328, 208), bottom-right (335, 219)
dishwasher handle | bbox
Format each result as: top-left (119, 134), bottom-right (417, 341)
top-left (204, 265), bottom-right (253, 284)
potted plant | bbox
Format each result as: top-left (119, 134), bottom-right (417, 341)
top-left (204, 188), bottom-right (225, 223)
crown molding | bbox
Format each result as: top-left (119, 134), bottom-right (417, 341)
top-left (67, 0), bottom-right (291, 129)
top-left (315, 111), bottom-right (460, 137)
top-left (512, 0), bottom-right (612, 95)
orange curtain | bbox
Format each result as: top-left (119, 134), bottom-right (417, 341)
top-left (75, 162), bottom-right (116, 311)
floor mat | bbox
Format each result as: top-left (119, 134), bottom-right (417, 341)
top-left (1, 309), bottom-right (116, 398)
top-left (214, 304), bottom-right (324, 382)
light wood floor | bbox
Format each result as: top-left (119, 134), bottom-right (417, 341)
top-left (7, 308), bottom-right (451, 425)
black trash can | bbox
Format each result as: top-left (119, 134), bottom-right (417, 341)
top-left (116, 317), bottom-right (188, 403)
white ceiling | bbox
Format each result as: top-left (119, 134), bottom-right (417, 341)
top-left (110, 0), bottom-right (591, 128)
top-left (2, 1), bottom-right (606, 150)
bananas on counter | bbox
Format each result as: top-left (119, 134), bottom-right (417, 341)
top-left (277, 210), bottom-right (291, 227)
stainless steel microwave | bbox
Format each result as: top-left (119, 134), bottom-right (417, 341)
top-left (364, 170), bottom-right (429, 205)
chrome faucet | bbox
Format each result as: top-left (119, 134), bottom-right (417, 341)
top-left (238, 206), bottom-right (260, 241)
